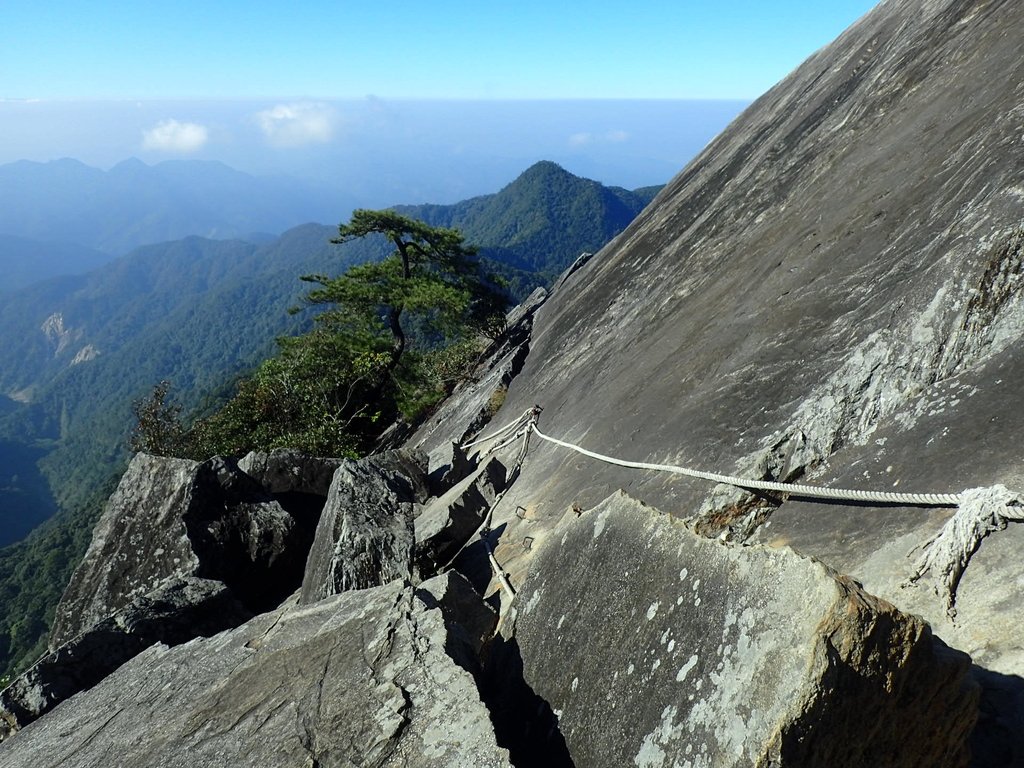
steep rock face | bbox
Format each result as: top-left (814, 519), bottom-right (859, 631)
top-left (49, 454), bottom-right (201, 646)
top-left (0, 577), bottom-right (511, 768)
top-left (511, 491), bottom-right (977, 767)
top-left (410, 287), bottom-right (547, 461)
top-left (488, 0), bottom-right (1024, 706)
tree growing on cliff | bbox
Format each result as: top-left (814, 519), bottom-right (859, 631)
top-left (129, 380), bottom-right (188, 457)
top-left (300, 209), bottom-right (508, 371)
top-left (291, 209), bottom-right (508, 428)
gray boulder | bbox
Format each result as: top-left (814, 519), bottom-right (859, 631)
top-left (238, 448), bottom-right (343, 496)
top-left (372, 447), bottom-right (432, 504)
top-left (426, 440), bottom-right (477, 495)
top-left (510, 491), bottom-right (978, 768)
top-left (51, 454), bottom-right (310, 648)
top-left (0, 577), bottom-right (249, 739)
top-left (0, 578), bottom-right (511, 768)
top-left (299, 451), bottom-right (425, 603)
top-left (415, 457), bottom-right (507, 578)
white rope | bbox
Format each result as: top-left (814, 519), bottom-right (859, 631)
top-left (528, 422), bottom-right (961, 507)
top-left (521, 411), bottom-right (1024, 613)
top-left (462, 406), bottom-right (1021, 617)
top-left (459, 408), bottom-right (535, 450)
top-left (485, 539), bottom-right (516, 599)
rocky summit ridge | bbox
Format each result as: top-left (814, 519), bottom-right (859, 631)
top-left (3, 0), bottom-right (1024, 765)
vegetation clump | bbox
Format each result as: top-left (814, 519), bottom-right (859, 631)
top-left (133, 210), bottom-right (508, 459)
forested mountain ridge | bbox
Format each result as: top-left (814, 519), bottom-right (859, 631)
top-left (0, 235), bottom-right (110, 295)
top-left (398, 160), bottom-right (660, 280)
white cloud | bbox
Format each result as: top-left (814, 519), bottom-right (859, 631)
top-left (255, 102), bottom-right (336, 147)
top-left (568, 129), bottom-right (629, 147)
top-left (142, 119), bottom-right (208, 153)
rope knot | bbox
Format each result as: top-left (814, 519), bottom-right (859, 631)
top-left (906, 484), bottom-right (1024, 618)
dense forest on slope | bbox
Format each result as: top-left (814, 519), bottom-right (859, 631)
top-left (0, 161), bottom-right (660, 677)
top-left (0, 225), bottom-right (364, 520)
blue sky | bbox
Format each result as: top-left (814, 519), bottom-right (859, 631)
top-left (0, 2), bottom-right (879, 204)
top-left (4, 1), bottom-right (878, 100)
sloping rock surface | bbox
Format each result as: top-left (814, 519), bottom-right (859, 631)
top-left (0, 577), bottom-right (249, 738)
top-left (0, 577), bottom-right (511, 768)
top-left (299, 450), bottom-right (424, 603)
top-left (499, 0), bottom-right (1024, 539)
top-left (512, 491), bottom-right (977, 767)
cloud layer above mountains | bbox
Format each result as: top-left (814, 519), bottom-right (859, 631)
top-left (0, 99), bottom-right (748, 207)
top-left (142, 119), bottom-right (209, 153)
top-left (254, 103), bottom-right (336, 147)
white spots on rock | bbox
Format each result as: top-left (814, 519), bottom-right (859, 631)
top-left (676, 654), bottom-right (699, 682)
top-left (668, 639), bottom-right (676, 653)
top-left (627, 663), bottom-right (635, 675)
top-left (691, 579), bottom-right (700, 591)
top-left (571, 677), bottom-right (579, 693)
top-left (660, 629), bottom-right (671, 645)
top-left (676, 595), bottom-right (685, 606)
top-left (647, 601), bottom-right (660, 620)
top-left (524, 588), bottom-right (543, 615)
top-left (634, 705), bottom-right (680, 768)
top-left (557, 615), bottom-right (566, 630)
top-left (592, 505), bottom-right (613, 539)
top-left (679, 567), bottom-right (688, 581)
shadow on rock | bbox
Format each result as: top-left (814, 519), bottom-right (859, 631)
top-left (451, 523), bottom-right (507, 600)
top-left (970, 664), bottom-right (1024, 768)
top-left (481, 635), bottom-right (575, 768)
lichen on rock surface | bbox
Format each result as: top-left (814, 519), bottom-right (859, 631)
top-left (510, 491), bottom-right (978, 767)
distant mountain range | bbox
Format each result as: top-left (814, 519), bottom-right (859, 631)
top-left (0, 157), bottom-right (354, 257)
